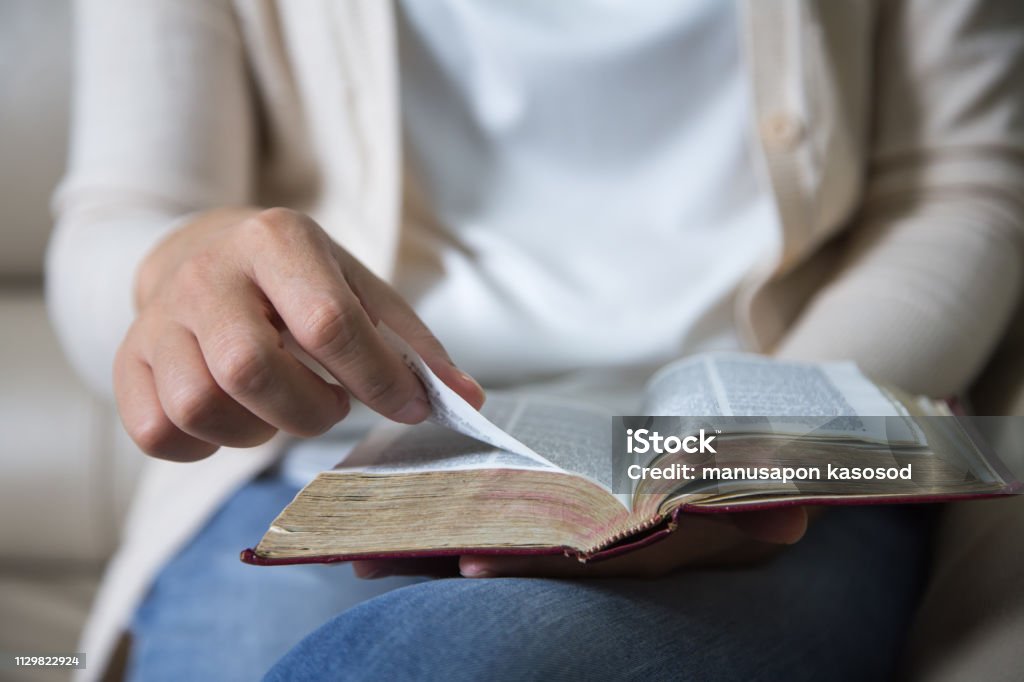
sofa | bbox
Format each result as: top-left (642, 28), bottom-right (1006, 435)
top-left (1, 2), bottom-right (1021, 681)
top-left (0, 3), bottom-right (144, 681)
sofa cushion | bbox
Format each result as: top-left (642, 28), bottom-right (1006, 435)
top-left (0, 0), bottom-right (71, 276)
top-left (0, 292), bottom-right (142, 564)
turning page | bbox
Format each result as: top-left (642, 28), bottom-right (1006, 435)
top-left (341, 393), bottom-right (616, 489)
top-left (376, 323), bottom-right (557, 469)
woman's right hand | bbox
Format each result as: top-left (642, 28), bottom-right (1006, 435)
top-left (114, 207), bottom-right (484, 461)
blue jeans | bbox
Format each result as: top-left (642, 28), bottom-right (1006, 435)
top-left (128, 473), bottom-right (930, 681)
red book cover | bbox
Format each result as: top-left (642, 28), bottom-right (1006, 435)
top-left (242, 398), bottom-right (1020, 567)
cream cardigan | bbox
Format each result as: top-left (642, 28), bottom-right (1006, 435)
top-left (47, 0), bottom-right (1024, 678)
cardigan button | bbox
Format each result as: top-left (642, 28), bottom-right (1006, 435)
top-left (762, 113), bottom-right (805, 151)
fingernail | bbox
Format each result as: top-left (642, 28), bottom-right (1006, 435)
top-left (357, 568), bottom-right (390, 580)
top-left (457, 370), bottom-right (484, 395)
top-left (460, 561), bottom-right (493, 579)
top-left (394, 396), bottom-right (431, 424)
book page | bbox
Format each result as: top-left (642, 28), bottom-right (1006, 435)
top-left (330, 327), bottom-right (621, 502)
top-left (495, 396), bottom-right (614, 490)
top-left (377, 323), bottom-right (557, 469)
top-left (338, 415), bottom-right (553, 474)
top-left (339, 393), bottom-right (615, 486)
top-left (642, 353), bottom-right (924, 445)
top-left (336, 392), bottom-right (627, 509)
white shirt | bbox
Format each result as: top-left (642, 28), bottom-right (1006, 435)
top-left (394, 0), bottom-right (779, 386)
top-left (285, 0), bottom-right (781, 481)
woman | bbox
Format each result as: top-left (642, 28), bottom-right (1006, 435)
top-left (47, 0), bottom-right (1024, 679)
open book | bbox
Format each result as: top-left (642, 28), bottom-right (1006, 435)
top-left (243, 326), bottom-right (1018, 566)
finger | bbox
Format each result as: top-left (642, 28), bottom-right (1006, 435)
top-left (191, 286), bottom-right (352, 438)
top-left (244, 212), bottom-right (431, 424)
top-left (114, 341), bottom-right (218, 461)
top-left (460, 514), bottom-right (786, 579)
top-left (458, 541), bottom-right (696, 579)
top-left (460, 554), bottom-right (596, 579)
top-left (148, 323), bottom-right (278, 447)
top-left (457, 549), bottom-right (693, 579)
top-left (342, 253), bottom-right (485, 410)
top-left (352, 557), bottom-right (460, 579)
top-left (277, 285), bottom-right (429, 424)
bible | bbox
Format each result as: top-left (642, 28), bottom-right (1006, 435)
top-left (242, 326), bottom-right (1017, 566)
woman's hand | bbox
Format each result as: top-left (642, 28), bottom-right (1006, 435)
top-left (353, 506), bottom-right (810, 580)
top-left (115, 207), bottom-right (483, 461)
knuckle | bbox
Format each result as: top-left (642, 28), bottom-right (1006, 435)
top-left (256, 206), bottom-right (301, 227)
top-left (244, 208), bottom-right (318, 246)
top-left (298, 299), bottom-right (361, 356)
top-left (294, 302), bottom-right (413, 414)
top-left (356, 372), bottom-right (403, 409)
top-left (357, 372), bottom-right (405, 412)
top-left (167, 382), bottom-right (221, 431)
top-left (240, 211), bottom-right (282, 244)
top-left (129, 413), bottom-right (178, 458)
top-left (214, 339), bottom-right (274, 397)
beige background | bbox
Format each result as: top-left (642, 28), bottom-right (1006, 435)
top-left (0, 2), bottom-right (143, 680)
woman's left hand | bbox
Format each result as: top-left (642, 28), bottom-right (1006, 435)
top-left (352, 506), bottom-right (809, 580)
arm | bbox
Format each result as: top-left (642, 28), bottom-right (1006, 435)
top-left (47, 0), bottom-right (255, 396)
top-left (776, 0), bottom-right (1024, 397)
top-left (47, 0), bottom-right (483, 460)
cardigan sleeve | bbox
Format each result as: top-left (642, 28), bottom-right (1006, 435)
top-left (775, 0), bottom-right (1024, 398)
top-left (46, 0), bottom-right (255, 397)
